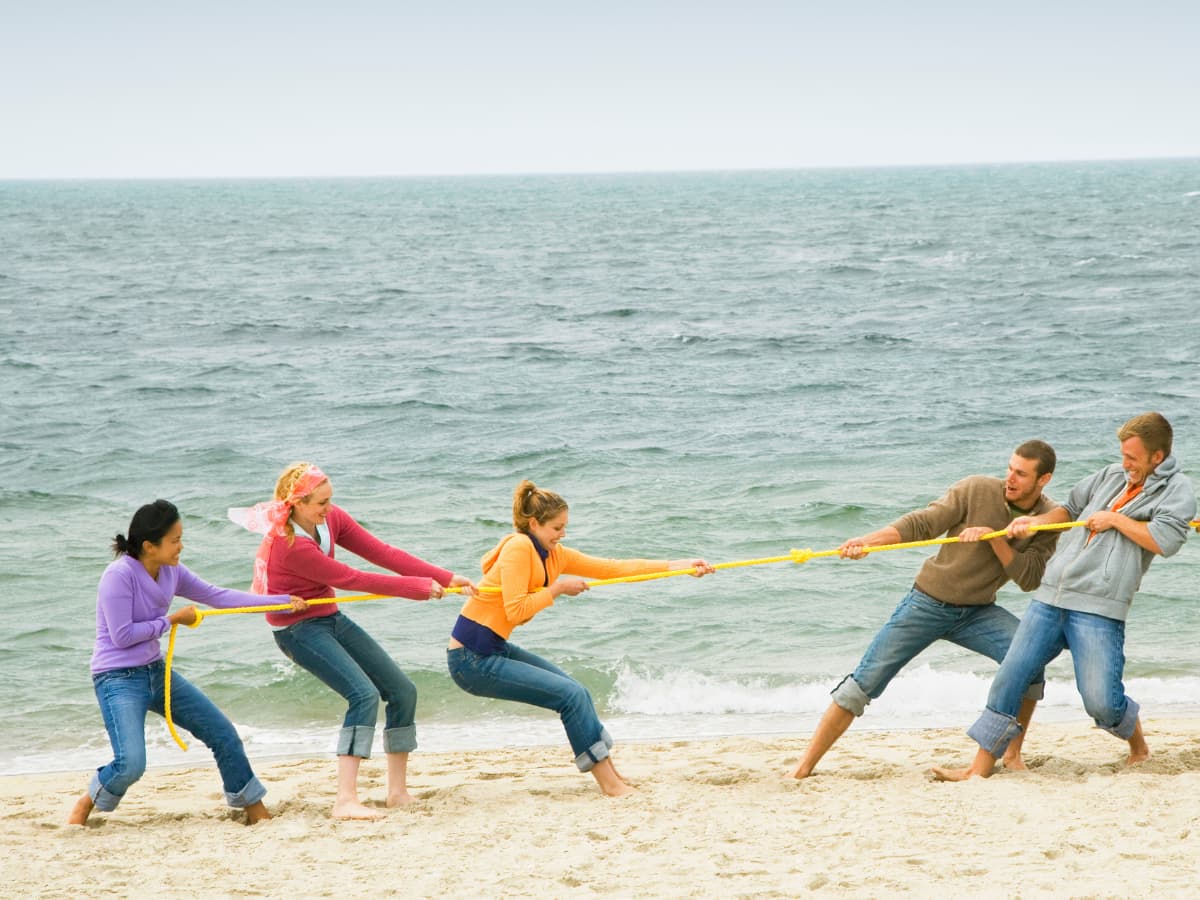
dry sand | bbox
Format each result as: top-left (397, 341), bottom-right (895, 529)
top-left (4, 718), bottom-right (1200, 898)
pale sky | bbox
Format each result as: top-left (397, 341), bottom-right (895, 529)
top-left (2, 1), bottom-right (1198, 178)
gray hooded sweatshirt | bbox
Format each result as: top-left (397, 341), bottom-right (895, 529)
top-left (1035, 454), bottom-right (1195, 621)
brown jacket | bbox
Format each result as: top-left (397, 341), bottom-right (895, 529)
top-left (891, 475), bottom-right (1060, 606)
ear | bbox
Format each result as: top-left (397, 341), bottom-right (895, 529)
top-left (1037, 471), bottom-right (1052, 489)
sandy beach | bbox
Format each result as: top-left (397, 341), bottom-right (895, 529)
top-left (4, 718), bottom-right (1199, 898)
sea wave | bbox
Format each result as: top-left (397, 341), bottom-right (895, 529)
top-left (607, 663), bottom-right (1200, 729)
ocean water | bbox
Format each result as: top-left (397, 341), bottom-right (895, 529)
top-left (3, 160), bottom-right (1200, 776)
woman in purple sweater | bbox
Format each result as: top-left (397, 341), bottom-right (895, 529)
top-left (68, 499), bottom-right (304, 826)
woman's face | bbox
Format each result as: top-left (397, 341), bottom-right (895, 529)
top-left (291, 480), bottom-right (333, 531)
top-left (142, 520), bottom-right (183, 568)
top-left (528, 510), bottom-right (568, 549)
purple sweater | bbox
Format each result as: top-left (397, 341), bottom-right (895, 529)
top-left (91, 554), bottom-right (289, 674)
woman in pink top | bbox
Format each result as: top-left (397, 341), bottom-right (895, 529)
top-left (231, 462), bottom-right (475, 820)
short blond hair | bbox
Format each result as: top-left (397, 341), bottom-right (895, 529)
top-left (1117, 412), bottom-right (1173, 458)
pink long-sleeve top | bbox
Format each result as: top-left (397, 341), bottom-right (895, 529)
top-left (91, 554), bottom-right (290, 674)
top-left (262, 504), bottom-right (453, 627)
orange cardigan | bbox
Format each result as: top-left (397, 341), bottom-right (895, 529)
top-left (455, 532), bottom-right (666, 640)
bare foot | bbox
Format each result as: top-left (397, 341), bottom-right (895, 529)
top-left (591, 758), bottom-right (634, 798)
top-left (1000, 754), bottom-right (1027, 771)
top-left (385, 791), bottom-right (416, 808)
top-left (601, 781), bottom-right (636, 799)
top-left (244, 801), bottom-right (272, 825)
top-left (1126, 723), bottom-right (1150, 766)
top-left (930, 765), bottom-right (990, 782)
top-left (610, 766), bottom-right (638, 787)
top-left (790, 763), bottom-right (814, 780)
top-left (331, 799), bottom-right (384, 820)
top-left (67, 794), bottom-right (94, 826)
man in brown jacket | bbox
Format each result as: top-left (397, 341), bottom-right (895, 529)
top-left (791, 440), bottom-right (1060, 779)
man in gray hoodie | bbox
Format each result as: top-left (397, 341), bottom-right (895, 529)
top-left (934, 412), bottom-right (1195, 780)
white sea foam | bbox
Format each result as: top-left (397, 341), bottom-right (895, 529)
top-left (608, 664), bottom-right (1200, 732)
top-left (10, 668), bottom-right (1200, 775)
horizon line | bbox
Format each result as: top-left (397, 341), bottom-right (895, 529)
top-left (2, 153), bottom-right (1198, 183)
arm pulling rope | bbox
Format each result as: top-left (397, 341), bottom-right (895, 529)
top-left (154, 519), bottom-right (1123, 750)
top-left (163, 588), bottom-right (467, 750)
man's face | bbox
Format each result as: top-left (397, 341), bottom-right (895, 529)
top-left (1006, 454), bottom-right (1050, 508)
top-left (1121, 436), bottom-right (1164, 488)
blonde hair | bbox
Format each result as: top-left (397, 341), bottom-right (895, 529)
top-left (1117, 412), bottom-right (1173, 458)
top-left (274, 461), bottom-right (329, 545)
top-left (512, 479), bottom-right (567, 532)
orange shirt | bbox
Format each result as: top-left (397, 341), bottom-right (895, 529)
top-left (455, 532), bottom-right (666, 641)
top-left (1109, 482), bottom-right (1144, 513)
top-left (1086, 481), bottom-right (1144, 544)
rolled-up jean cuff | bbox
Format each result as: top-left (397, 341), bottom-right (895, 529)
top-left (831, 674), bottom-right (871, 717)
top-left (383, 724), bottom-right (417, 754)
top-left (337, 724), bottom-right (376, 758)
top-left (575, 733), bottom-right (613, 772)
top-left (967, 708), bottom-right (1024, 757)
top-left (225, 775), bottom-right (267, 809)
top-left (88, 773), bottom-right (122, 812)
top-left (1101, 698), bottom-right (1140, 740)
top-left (1023, 680), bottom-right (1046, 702)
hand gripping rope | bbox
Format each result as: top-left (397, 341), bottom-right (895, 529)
top-left (157, 519), bottom-right (1150, 749)
top-left (163, 589), bottom-right (471, 750)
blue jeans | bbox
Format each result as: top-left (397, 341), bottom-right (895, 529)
top-left (832, 588), bottom-right (1046, 716)
top-left (274, 612), bottom-right (417, 757)
top-left (447, 643), bottom-right (613, 772)
top-left (968, 599), bottom-right (1139, 755)
top-left (89, 660), bottom-right (265, 812)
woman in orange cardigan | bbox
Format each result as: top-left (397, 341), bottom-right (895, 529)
top-left (447, 480), bottom-right (713, 796)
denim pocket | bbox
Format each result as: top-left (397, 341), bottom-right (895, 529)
top-left (446, 647), bottom-right (487, 694)
top-left (93, 666), bottom-right (138, 686)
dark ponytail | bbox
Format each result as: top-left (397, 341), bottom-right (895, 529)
top-left (112, 499), bottom-right (181, 559)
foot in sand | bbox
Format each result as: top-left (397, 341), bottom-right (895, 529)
top-left (385, 791), bottom-right (416, 808)
top-left (601, 781), bottom-right (636, 798)
top-left (1126, 723), bottom-right (1150, 767)
top-left (245, 800), bottom-right (272, 825)
top-left (332, 799), bottom-right (384, 821)
top-left (1000, 754), bottom-right (1027, 771)
top-left (67, 794), bottom-right (94, 826)
top-left (930, 764), bottom-right (991, 782)
top-left (592, 758), bottom-right (636, 798)
top-left (610, 765), bottom-right (638, 787)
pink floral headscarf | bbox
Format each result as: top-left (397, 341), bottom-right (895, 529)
top-left (228, 464), bottom-right (329, 593)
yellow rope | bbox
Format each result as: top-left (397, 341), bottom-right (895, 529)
top-left (163, 619), bottom-right (187, 750)
top-left (163, 588), bottom-right (466, 750)
top-left (524, 522), bottom-right (1088, 590)
top-left (154, 518), bottom-right (1142, 750)
top-left (793, 520), bottom-right (1088, 563)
